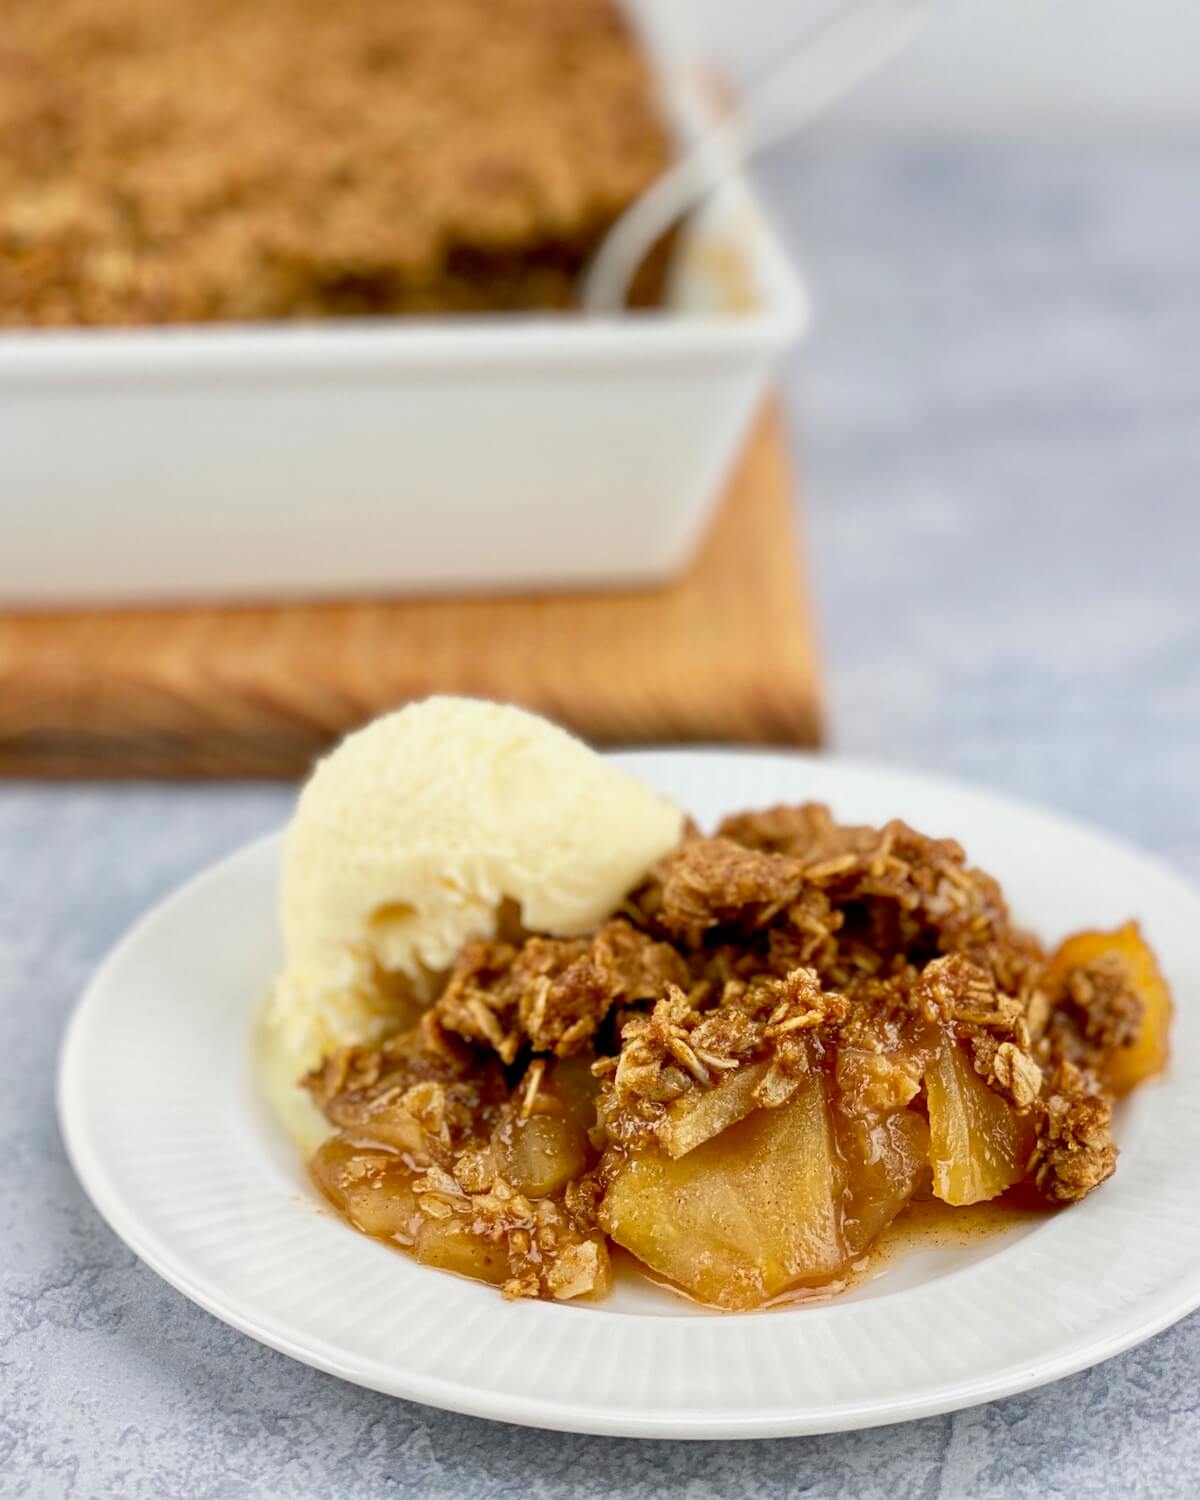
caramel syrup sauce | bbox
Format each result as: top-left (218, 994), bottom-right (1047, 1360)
top-left (852, 1186), bottom-right (1055, 1285)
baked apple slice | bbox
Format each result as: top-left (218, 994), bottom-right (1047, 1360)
top-left (494, 1113), bottom-right (587, 1198)
top-left (837, 1107), bottom-right (930, 1256)
top-left (925, 1031), bottom-right (1036, 1206)
top-left (599, 1075), bottom-right (847, 1310)
top-left (656, 1060), bottom-right (771, 1158)
top-left (310, 1136), bottom-right (423, 1242)
top-left (414, 1218), bottom-right (511, 1285)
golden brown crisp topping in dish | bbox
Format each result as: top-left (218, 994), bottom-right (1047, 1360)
top-left (304, 802), bottom-right (1173, 1311)
top-left (1, 0), bottom-right (670, 326)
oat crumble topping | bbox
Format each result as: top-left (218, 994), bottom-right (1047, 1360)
top-left (2, 0), bottom-right (670, 325)
top-left (303, 802), bottom-right (1169, 1307)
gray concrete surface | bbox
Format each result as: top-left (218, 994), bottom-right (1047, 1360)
top-left (3, 145), bottom-right (1198, 1497)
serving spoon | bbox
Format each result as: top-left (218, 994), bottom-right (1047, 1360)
top-left (581, 0), bottom-right (943, 316)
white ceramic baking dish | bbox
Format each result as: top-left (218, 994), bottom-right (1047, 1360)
top-left (0, 8), bottom-right (808, 606)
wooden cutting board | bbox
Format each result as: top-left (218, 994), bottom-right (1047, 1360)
top-left (0, 408), bottom-right (822, 777)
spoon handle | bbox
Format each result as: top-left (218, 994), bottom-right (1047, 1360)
top-left (582, 0), bottom-right (943, 315)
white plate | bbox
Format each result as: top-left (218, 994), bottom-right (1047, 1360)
top-left (58, 752), bottom-right (1200, 1438)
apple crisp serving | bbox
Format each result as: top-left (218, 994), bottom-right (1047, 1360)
top-left (1, 0), bottom-right (670, 325)
top-left (304, 804), bottom-right (1172, 1310)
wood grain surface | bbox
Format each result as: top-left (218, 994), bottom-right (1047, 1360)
top-left (0, 408), bottom-right (822, 778)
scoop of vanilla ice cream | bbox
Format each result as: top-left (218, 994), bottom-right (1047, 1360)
top-left (264, 696), bottom-right (683, 1079)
